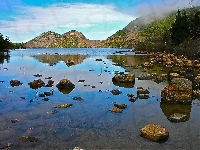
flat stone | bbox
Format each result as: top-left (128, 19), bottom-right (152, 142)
top-left (168, 113), bottom-right (187, 123)
top-left (141, 124), bottom-right (169, 142)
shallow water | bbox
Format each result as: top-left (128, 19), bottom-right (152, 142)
top-left (0, 48), bottom-right (199, 149)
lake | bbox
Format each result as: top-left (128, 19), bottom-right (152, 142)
top-left (0, 48), bottom-right (199, 149)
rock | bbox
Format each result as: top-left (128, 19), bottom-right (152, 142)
top-left (137, 89), bottom-right (150, 95)
top-left (129, 96), bottom-right (138, 102)
top-left (112, 74), bottom-right (135, 83)
top-left (20, 96), bottom-right (25, 100)
top-left (168, 113), bottom-right (187, 123)
top-left (73, 147), bottom-right (84, 150)
top-left (78, 80), bottom-right (85, 83)
top-left (161, 78), bottom-right (192, 104)
top-left (44, 91), bottom-right (53, 96)
top-left (110, 107), bottom-right (123, 113)
top-left (96, 59), bottom-right (102, 61)
top-left (169, 73), bottom-right (180, 79)
top-left (0, 143), bottom-right (12, 149)
top-left (140, 124), bottom-right (169, 142)
top-left (193, 90), bottom-right (200, 98)
top-left (33, 74), bottom-right (42, 77)
top-left (160, 102), bottom-right (191, 122)
top-left (110, 89), bottom-right (122, 95)
top-left (113, 102), bottom-right (127, 109)
top-left (50, 109), bottom-right (58, 114)
top-left (28, 79), bottom-right (45, 89)
top-left (72, 97), bottom-right (83, 101)
top-left (54, 104), bottom-right (73, 108)
top-left (56, 79), bottom-right (75, 94)
top-left (142, 62), bottom-right (153, 67)
top-left (20, 136), bottom-right (38, 142)
top-left (138, 94), bottom-right (149, 99)
top-left (11, 119), bottom-right (19, 123)
top-left (10, 80), bottom-right (23, 87)
top-left (42, 98), bottom-right (49, 101)
top-left (45, 80), bottom-right (54, 87)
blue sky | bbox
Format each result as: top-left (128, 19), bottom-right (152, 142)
top-left (0, 0), bottom-right (199, 42)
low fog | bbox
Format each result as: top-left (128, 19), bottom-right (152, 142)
top-left (134, 0), bottom-right (200, 18)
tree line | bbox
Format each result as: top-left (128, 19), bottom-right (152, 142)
top-left (0, 33), bottom-right (26, 52)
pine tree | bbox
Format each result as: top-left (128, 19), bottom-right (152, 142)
top-left (171, 9), bottom-right (190, 45)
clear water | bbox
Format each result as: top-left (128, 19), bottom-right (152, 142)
top-left (0, 48), bottom-right (199, 149)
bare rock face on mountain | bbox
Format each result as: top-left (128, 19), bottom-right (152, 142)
top-left (25, 30), bottom-right (103, 48)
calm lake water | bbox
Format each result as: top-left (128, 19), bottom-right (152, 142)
top-left (0, 48), bottom-right (199, 149)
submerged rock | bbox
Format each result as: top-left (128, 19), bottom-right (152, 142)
top-left (56, 79), bottom-right (75, 94)
top-left (20, 136), bottom-right (38, 142)
top-left (28, 79), bottom-right (45, 89)
top-left (110, 107), bottom-right (123, 113)
top-left (160, 102), bottom-right (191, 122)
top-left (10, 80), bottom-right (22, 87)
top-left (72, 97), bottom-right (83, 101)
top-left (54, 103), bottom-right (73, 108)
top-left (168, 113), bottom-right (187, 123)
top-left (50, 110), bottom-right (58, 114)
top-left (140, 124), bottom-right (169, 142)
top-left (161, 78), bottom-right (192, 104)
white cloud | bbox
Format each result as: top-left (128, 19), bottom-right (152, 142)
top-left (0, 3), bottom-right (134, 42)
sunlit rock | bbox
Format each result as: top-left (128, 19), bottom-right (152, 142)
top-left (10, 80), bottom-right (22, 87)
top-left (161, 78), bottom-right (192, 104)
top-left (28, 79), bottom-right (45, 89)
top-left (56, 79), bottom-right (75, 94)
top-left (112, 74), bottom-right (135, 88)
top-left (140, 124), bottom-right (169, 142)
top-left (168, 113), bottom-right (188, 123)
top-left (54, 103), bottom-right (73, 108)
top-left (110, 107), bottom-right (123, 113)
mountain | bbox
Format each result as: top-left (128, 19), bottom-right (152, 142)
top-left (25, 30), bottom-right (103, 48)
top-left (103, 14), bottom-right (159, 48)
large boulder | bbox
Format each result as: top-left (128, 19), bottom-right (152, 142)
top-left (56, 79), bottom-right (75, 94)
top-left (112, 74), bottom-right (135, 88)
top-left (161, 78), bottom-right (192, 104)
top-left (140, 124), bottom-right (169, 142)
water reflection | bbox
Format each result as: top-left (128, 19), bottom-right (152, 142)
top-left (0, 52), bottom-right (10, 64)
top-left (160, 102), bottom-right (191, 123)
top-left (34, 54), bottom-right (86, 66)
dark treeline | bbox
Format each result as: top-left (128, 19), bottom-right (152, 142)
top-left (171, 8), bottom-right (200, 45)
top-left (0, 33), bottom-right (13, 51)
top-left (0, 33), bottom-right (26, 52)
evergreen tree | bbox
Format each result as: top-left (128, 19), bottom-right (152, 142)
top-left (190, 11), bottom-right (200, 39)
top-left (0, 33), bottom-right (13, 51)
top-left (171, 9), bottom-right (190, 45)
